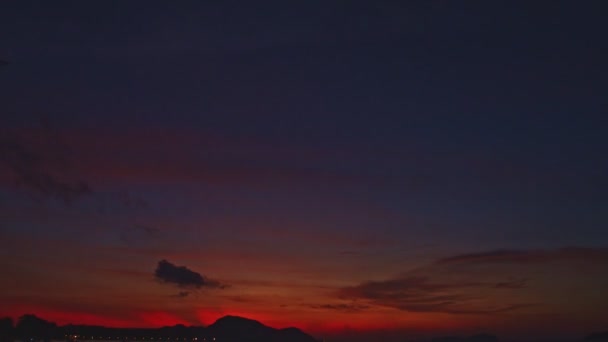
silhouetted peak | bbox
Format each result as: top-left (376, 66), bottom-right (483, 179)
top-left (208, 315), bottom-right (274, 337)
top-left (210, 315), bottom-right (266, 328)
top-left (5, 313), bottom-right (320, 342)
top-left (277, 327), bottom-right (317, 342)
top-left (207, 316), bottom-right (318, 342)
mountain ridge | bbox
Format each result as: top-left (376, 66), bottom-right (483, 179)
top-left (0, 314), bottom-right (320, 342)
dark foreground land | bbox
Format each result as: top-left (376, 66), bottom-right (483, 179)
top-left (0, 315), bottom-right (318, 342)
top-left (1, 315), bottom-right (607, 342)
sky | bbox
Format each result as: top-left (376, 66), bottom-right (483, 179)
top-left (1, 1), bottom-right (607, 341)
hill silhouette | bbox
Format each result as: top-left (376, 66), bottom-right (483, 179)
top-left (0, 314), bottom-right (319, 342)
top-left (207, 315), bottom-right (317, 342)
top-left (2, 314), bottom-right (607, 342)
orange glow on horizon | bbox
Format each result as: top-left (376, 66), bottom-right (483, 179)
top-left (139, 311), bottom-right (194, 327)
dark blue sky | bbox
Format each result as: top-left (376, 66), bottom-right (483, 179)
top-left (1, 1), bottom-right (607, 340)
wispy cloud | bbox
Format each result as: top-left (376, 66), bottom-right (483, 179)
top-left (337, 247), bottom-right (608, 315)
top-left (337, 276), bottom-right (531, 315)
top-left (0, 136), bottom-right (92, 203)
top-left (171, 291), bottom-right (191, 298)
top-left (307, 303), bottom-right (371, 313)
top-left (22, 126), bottom-right (366, 187)
top-left (436, 247), bottom-right (608, 265)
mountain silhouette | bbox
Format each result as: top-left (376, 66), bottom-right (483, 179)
top-left (2, 313), bottom-right (607, 342)
top-left (207, 315), bottom-right (318, 342)
top-left (0, 314), bottom-right (319, 342)
top-left (207, 315), bottom-right (275, 340)
top-left (277, 327), bottom-right (317, 342)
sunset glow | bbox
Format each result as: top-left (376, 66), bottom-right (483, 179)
top-left (1, 2), bottom-right (607, 342)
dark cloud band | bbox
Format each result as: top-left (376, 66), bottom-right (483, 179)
top-left (154, 259), bottom-right (225, 289)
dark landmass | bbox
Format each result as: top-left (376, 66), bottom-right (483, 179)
top-left (0, 314), bottom-right (319, 342)
top-left (1, 314), bottom-right (606, 342)
top-left (432, 334), bottom-right (499, 342)
top-left (585, 332), bottom-right (608, 342)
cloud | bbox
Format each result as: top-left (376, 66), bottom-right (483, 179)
top-left (436, 247), bottom-right (608, 265)
top-left (171, 291), bottom-right (191, 298)
top-left (335, 247), bottom-right (608, 315)
top-left (154, 259), bottom-right (226, 289)
top-left (308, 303), bottom-right (371, 312)
top-left (337, 276), bottom-right (530, 314)
top-left (0, 131), bottom-right (92, 203)
top-left (24, 127), bottom-right (366, 187)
